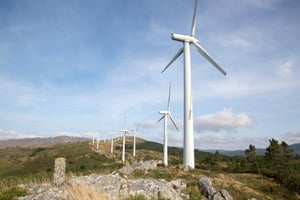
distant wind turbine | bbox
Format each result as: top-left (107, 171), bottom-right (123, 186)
top-left (158, 82), bottom-right (179, 167)
top-left (96, 133), bottom-right (100, 150)
top-left (161, 0), bottom-right (227, 168)
top-left (111, 132), bottom-right (115, 154)
top-left (131, 125), bottom-right (140, 157)
top-left (120, 119), bottom-right (129, 163)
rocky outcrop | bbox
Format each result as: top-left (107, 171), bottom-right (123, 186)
top-left (19, 172), bottom-right (187, 200)
top-left (119, 160), bottom-right (161, 175)
top-left (198, 177), bottom-right (233, 200)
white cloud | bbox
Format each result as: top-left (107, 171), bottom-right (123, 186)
top-left (139, 120), bottom-right (157, 129)
top-left (0, 77), bottom-right (45, 107)
top-left (194, 108), bottom-right (253, 132)
top-left (276, 60), bottom-right (294, 77)
top-left (282, 131), bottom-right (300, 144)
top-left (194, 65), bottom-right (300, 99)
top-left (0, 129), bottom-right (39, 140)
top-left (246, 0), bottom-right (283, 9)
top-left (219, 35), bottom-right (258, 52)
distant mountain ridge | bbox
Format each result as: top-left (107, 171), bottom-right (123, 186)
top-left (202, 143), bottom-right (300, 156)
top-left (0, 136), bottom-right (90, 149)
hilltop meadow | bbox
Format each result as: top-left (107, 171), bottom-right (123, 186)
top-left (0, 137), bottom-right (299, 200)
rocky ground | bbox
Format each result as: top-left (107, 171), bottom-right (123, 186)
top-left (17, 160), bottom-right (239, 200)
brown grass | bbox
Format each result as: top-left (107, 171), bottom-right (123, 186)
top-left (65, 183), bottom-right (107, 200)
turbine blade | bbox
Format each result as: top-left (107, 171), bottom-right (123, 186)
top-left (193, 41), bottom-right (227, 76)
top-left (169, 115), bottom-right (179, 132)
top-left (136, 124), bottom-right (140, 132)
top-left (124, 116), bottom-right (127, 129)
top-left (191, 0), bottom-right (198, 37)
top-left (157, 115), bottom-right (164, 123)
top-left (167, 82), bottom-right (171, 111)
top-left (161, 47), bottom-right (184, 73)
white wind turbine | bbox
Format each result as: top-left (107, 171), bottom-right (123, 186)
top-left (158, 82), bottom-right (179, 167)
top-left (131, 125), bottom-right (140, 157)
top-left (120, 119), bottom-right (129, 163)
top-left (162, 0), bottom-right (227, 168)
top-left (111, 132), bottom-right (115, 154)
top-left (96, 133), bottom-right (100, 150)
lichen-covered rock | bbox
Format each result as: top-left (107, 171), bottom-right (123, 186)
top-left (19, 187), bottom-right (67, 200)
top-left (125, 178), bottom-right (186, 200)
top-left (198, 177), bottom-right (233, 200)
top-left (170, 179), bottom-right (187, 192)
top-left (198, 177), bottom-right (216, 198)
top-left (120, 160), bottom-right (160, 175)
top-left (68, 173), bottom-right (128, 200)
top-left (210, 189), bottom-right (233, 200)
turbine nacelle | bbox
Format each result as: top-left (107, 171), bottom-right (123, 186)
top-left (171, 33), bottom-right (199, 43)
top-left (120, 129), bottom-right (129, 135)
top-left (159, 110), bottom-right (172, 115)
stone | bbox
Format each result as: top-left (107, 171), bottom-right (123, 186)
top-left (126, 178), bottom-right (186, 200)
top-left (210, 189), bottom-right (233, 200)
top-left (198, 177), bottom-right (216, 198)
top-left (198, 177), bottom-right (233, 200)
top-left (183, 165), bottom-right (191, 172)
top-left (53, 157), bottom-right (66, 187)
top-left (118, 160), bottom-right (160, 175)
top-left (170, 179), bottom-right (187, 192)
top-left (118, 165), bottom-right (134, 175)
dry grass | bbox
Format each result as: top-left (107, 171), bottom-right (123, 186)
top-left (0, 172), bottom-right (50, 190)
top-left (210, 173), bottom-right (288, 200)
top-left (65, 183), bottom-right (107, 200)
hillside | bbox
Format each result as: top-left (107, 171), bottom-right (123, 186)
top-left (0, 136), bottom-right (90, 149)
top-left (2, 136), bottom-right (299, 156)
top-left (0, 137), bottom-right (299, 199)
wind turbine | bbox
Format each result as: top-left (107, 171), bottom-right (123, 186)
top-left (96, 133), bottom-right (100, 150)
top-left (131, 125), bottom-right (140, 157)
top-left (158, 82), bottom-right (179, 167)
top-left (111, 132), bottom-right (115, 154)
top-left (120, 119), bottom-right (129, 163)
top-left (161, 0), bottom-right (227, 169)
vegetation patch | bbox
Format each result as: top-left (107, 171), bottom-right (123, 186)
top-left (0, 187), bottom-right (27, 200)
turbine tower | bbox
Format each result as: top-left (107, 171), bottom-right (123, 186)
top-left (120, 119), bottom-right (129, 163)
top-left (158, 82), bottom-right (179, 167)
top-left (131, 125), bottom-right (140, 157)
top-left (162, 0), bottom-right (227, 168)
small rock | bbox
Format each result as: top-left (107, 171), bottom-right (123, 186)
top-left (210, 189), bottom-right (233, 200)
top-left (198, 177), bottom-right (216, 198)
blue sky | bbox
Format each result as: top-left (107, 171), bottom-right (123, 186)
top-left (0, 0), bottom-right (300, 150)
